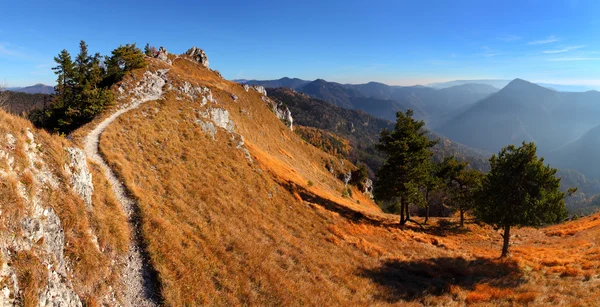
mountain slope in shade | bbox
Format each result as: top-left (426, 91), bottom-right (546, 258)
top-left (268, 87), bottom-right (492, 174)
top-left (240, 78), bottom-right (497, 126)
top-left (549, 125), bottom-right (600, 180)
top-left (437, 78), bottom-right (600, 154)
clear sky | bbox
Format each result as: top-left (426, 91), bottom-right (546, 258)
top-left (1, 0), bottom-right (600, 88)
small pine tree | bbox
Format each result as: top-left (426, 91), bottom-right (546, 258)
top-left (476, 142), bottom-right (571, 257)
top-left (374, 110), bottom-right (438, 226)
top-left (105, 44), bottom-right (146, 86)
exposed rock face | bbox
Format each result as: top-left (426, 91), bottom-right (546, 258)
top-left (271, 101), bottom-right (293, 130)
top-left (204, 108), bottom-right (235, 133)
top-left (0, 129), bottom-right (83, 307)
top-left (156, 46), bottom-right (171, 65)
top-left (185, 47), bottom-right (209, 68)
top-left (196, 120), bottom-right (217, 140)
top-left (64, 147), bottom-right (94, 207)
top-left (343, 172), bottom-right (352, 187)
top-left (362, 178), bottom-right (374, 199)
top-left (252, 85), bottom-right (267, 96)
top-left (262, 96), bottom-right (293, 130)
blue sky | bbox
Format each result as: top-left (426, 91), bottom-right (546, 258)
top-left (1, 0), bottom-right (600, 88)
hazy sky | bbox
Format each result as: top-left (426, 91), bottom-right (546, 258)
top-left (1, 0), bottom-right (600, 88)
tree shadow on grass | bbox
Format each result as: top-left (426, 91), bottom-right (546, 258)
top-left (360, 257), bottom-right (523, 303)
top-left (425, 219), bottom-right (472, 236)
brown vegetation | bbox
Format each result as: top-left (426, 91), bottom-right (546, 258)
top-left (0, 110), bottom-right (129, 304)
top-left (85, 56), bottom-right (600, 306)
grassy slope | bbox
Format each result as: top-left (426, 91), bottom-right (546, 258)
top-left (0, 110), bottom-right (129, 305)
top-left (96, 57), bottom-right (600, 306)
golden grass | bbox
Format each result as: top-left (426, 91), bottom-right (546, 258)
top-left (89, 57), bottom-right (600, 306)
top-left (13, 250), bottom-right (47, 307)
top-left (0, 110), bottom-right (129, 304)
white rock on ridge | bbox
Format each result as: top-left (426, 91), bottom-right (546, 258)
top-left (263, 97), bottom-right (293, 131)
top-left (272, 101), bottom-right (293, 131)
top-left (185, 47), bottom-right (209, 68)
top-left (64, 147), bottom-right (94, 207)
top-left (156, 46), bottom-right (171, 65)
top-left (243, 84), bottom-right (250, 92)
top-left (251, 85), bottom-right (267, 96)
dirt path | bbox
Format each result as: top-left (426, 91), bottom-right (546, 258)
top-left (83, 70), bottom-right (168, 306)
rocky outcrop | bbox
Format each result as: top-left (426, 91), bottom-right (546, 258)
top-left (362, 178), bottom-right (374, 199)
top-left (64, 147), bottom-right (94, 207)
top-left (185, 47), bottom-right (209, 68)
top-left (342, 172), bottom-right (352, 187)
top-left (271, 100), bottom-right (293, 130)
top-left (242, 85), bottom-right (268, 96)
top-left (262, 96), bottom-right (293, 131)
top-left (156, 47), bottom-right (171, 65)
top-left (0, 129), bottom-right (83, 306)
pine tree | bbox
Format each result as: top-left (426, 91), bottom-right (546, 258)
top-left (476, 142), bottom-right (572, 257)
top-left (374, 110), bottom-right (438, 226)
top-left (105, 44), bottom-right (146, 85)
top-left (53, 49), bottom-right (76, 109)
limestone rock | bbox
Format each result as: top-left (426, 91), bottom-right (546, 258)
top-left (64, 147), bottom-right (94, 207)
top-left (185, 47), bottom-right (209, 68)
top-left (156, 46), bottom-right (171, 65)
top-left (263, 97), bottom-right (293, 131)
top-left (197, 120), bottom-right (217, 140)
top-left (362, 178), bottom-right (374, 199)
top-left (343, 172), bottom-right (352, 187)
top-left (252, 85), bottom-right (267, 96)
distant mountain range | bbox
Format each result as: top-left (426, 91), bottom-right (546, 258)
top-left (428, 79), bottom-right (594, 92)
top-left (238, 76), bottom-right (600, 184)
top-left (6, 84), bottom-right (55, 94)
top-left (267, 87), bottom-right (491, 176)
top-left (239, 78), bottom-right (497, 127)
top-left (437, 78), bottom-right (600, 154)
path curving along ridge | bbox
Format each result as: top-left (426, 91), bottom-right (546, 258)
top-left (83, 69), bottom-right (168, 307)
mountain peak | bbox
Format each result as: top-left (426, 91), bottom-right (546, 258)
top-left (502, 78), bottom-right (550, 93)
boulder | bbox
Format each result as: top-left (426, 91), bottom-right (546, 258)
top-left (185, 47), bottom-right (209, 68)
top-left (156, 46), bottom-right (171, 64)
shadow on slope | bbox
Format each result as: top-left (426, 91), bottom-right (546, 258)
top-left (424, 219), bottom-right (473, 236)
top-left (361, 257), bottom-right (523, 303)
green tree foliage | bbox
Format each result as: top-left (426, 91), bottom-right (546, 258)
top-left (144, 43), bottom-right (157, 57)
top-left (476, 142), bottom-right (571, 257)
top-left (104, 44), bottom-right (146, 86)
top-left (30, 41), bottom-right (145, 133)
top-left (374, 110), bottom-right (438, 225)
top-left (437, 156), bottom-right (483, 227)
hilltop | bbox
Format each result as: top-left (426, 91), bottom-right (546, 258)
top-left (2, 46), bottom-right (600, 306)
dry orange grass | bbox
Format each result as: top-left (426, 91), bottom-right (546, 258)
top-left (93, 56), bottom-right (600, 306)
top-left (0, 110), bottom-right (129, 304)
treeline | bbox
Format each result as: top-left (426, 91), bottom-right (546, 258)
top-left (30, 41), bottom-right (146, 133)
top-left (375, 110), bottom-right (574, 257)
top-left (0, 92), bottom-right (52, 115)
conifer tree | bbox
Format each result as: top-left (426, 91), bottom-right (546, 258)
top-left (437, 156), bottom-right (482, 227)
top-left (374, 110), bottom-right (438, 226)
top-left (476, 142), bottom-right (572, 257)
top-left (53, 49), bottom-right (76, 108)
